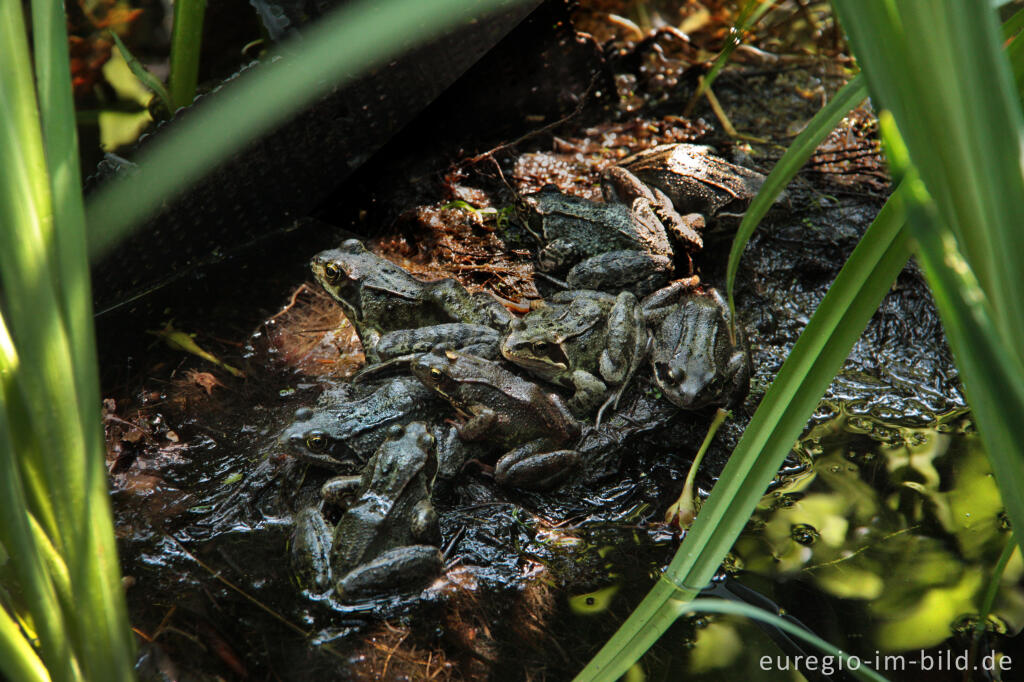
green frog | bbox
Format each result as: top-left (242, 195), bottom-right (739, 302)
top-left (311, 239), bottom-right (511, 358)
top-left (280, 377), bottom-right (442, 472)
top-left (516, 187), bottom-right (679, 297)
top-left (281, 377), bottom-right (473, 481)
top-left (290, 422), bottom-right (442, 599)
top-left (611, 143), bottom-right (767, 229)
top-left (500, 290), bottom-right (648, 419)
top-left (643, 283), bottom-right (750, 410)
top-left (410, 349), bottom-right (581, 489)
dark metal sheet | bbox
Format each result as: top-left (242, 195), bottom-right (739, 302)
top-left (89, 0), bottom-right (542, 315)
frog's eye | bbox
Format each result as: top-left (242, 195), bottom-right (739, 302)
top-left (533, 341), bottom-right (548, 352)
top-left (305, 431), bottom-right (328, 452)
top-left (323, 262), bottom-right (344, 284)
top-left (429, 367), bottom-right (444, 382)
top-left (668, 367), bottom-right (685, 383)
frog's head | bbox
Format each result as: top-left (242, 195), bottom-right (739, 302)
top-left (501, 319), bottom-right (570, 375)
top-left (410, 350), bottom-right (465, 408)
top-left (652, 357), bottom-right (721, 410)
top-left (311, 239), bottom-right (371, 316)
top-left (514, 185), bottom-right (563, 242)
top-left (279, 407), bottom-right (359, 470)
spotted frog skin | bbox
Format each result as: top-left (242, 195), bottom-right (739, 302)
top-left (642, 282), bottom-right (750, 410)
top-left (280, 377), bottom-right (472, 481)
top-left (280, 377), bottom-right (442, 472)
top-left (611, 143), bottom-right (767, 231)
top-left (500, 290), bottom-right (648, 418)
top-left (411, 349), bottom-right (581, 490)
top-left (516, 187), bottom-right (679, 297)
top-left (311, 239), bottom-right (511, 358)
top-left (290, 422), bottom-right (442, 599)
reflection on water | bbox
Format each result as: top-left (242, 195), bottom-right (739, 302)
top-left (674, 406), bottom-right (1020, 679)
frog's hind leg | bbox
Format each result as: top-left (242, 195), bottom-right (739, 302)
top-left (566, 250), bottom-right (672, 298)
top-left (494, 441), bottom-right (580, 490)
top-left (336, 545), bottom-right (443, 599)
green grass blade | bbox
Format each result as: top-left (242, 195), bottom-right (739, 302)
top-left (3, 0), bottom-right (134, 677)
top-left (678, 599), bottom-right (888, 682)
top-left (577, 194), bottom-right (912, 681)
top-left (1, 0), bottom-right (68, 556)
top-left (833, 0), bottom-right (1024, 355)
top-left (974, 533), bottom-right (1016, 641)
top-left (168, 0), bottom-right (206, 109)
top-left (0, 318), bottom-right (77, 682)
top-left (30, 0), bottom-right (135, 674)
top-left (694, 0), bottom-right (774, 102)
top-left (0, 604), bottom-right (50, 682)
top-left (110, 33), bottom-right (173, 112)
top-left (86, 0), bottom-right (531, 259)
top-left (725, 75), bottom-right (868, 315)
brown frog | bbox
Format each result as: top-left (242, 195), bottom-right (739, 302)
top-left (500, 289), bottom-right (648, 419)
top-left (643, 282), bottom-right (750, 410)
top-left (410, 349), bottom-right (581, 489)
top-left (290, 422), bottom-right (442, 599)
top-left (311, 239), bottom-right (511, 359)
top-left (608, 143), bottom-right (767, 233)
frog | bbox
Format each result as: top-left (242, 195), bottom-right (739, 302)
top-left (290, 422), bottom-right (442, 599)
top-left (500, 289), bottom-right (648, 420)
top-left (279, 376), bottom-right (442, 472)
top-left (352, 322), bottom-right (502, 382)
top-left (515, 186), bottom-right (680, 297)
top-left (608, 143), bottom-right (767, 234)
top-left (280, 376), bottom-right (475, 481)
top-left (311, 239), bottom-right (511, 359)
top-left (642, 282), bottom-right (750, 410)
top-left (410, 349), bottom-right (581, 490)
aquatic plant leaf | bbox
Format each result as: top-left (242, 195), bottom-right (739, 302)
top-left (168, 0), bottom-right (205, 109)
top-left (675, 599), bottom-right (887, 681)
top-left (834, 0), bottom-right (1024, 360)
top-left (2, 0), bottom-right (136, 674)
top-left (109, 33), bottom-right (172, 112)
top-left (150, 323), bottom-right (245, 377)
top-left (882, 113), bottom-right (1024, 566)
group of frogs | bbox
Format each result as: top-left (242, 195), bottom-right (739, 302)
top-left (282, 143), bottom-right (765, 601)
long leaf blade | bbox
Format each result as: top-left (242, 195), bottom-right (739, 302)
top-left (725, 75), bottom-right (867, 314)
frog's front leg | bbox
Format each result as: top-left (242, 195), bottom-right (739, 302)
top-left (321, 475), bottom-right (362, 506)
top-left (723, 348), bottom-right (752, 409)
top-left (355, 326), bottom-right (384, 362)
top-left (602, 166), bottom-right (704, 252)
top-left (493, 440), bottom-right (580, 489)
top-left (538, 237), bottom-right (582, 273)
top-left (409, 498), bottom-right (440, 544)
top-left (458, 405), bottom-right (499, 441)
top-left (566, 369), bottom-right (608, 417)
top-left (336, 545), bottom-right (443, 599)
top-left (290, 507), bottom-right (334, 595)
top-left (566, 250), bottom-right (672, 298)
